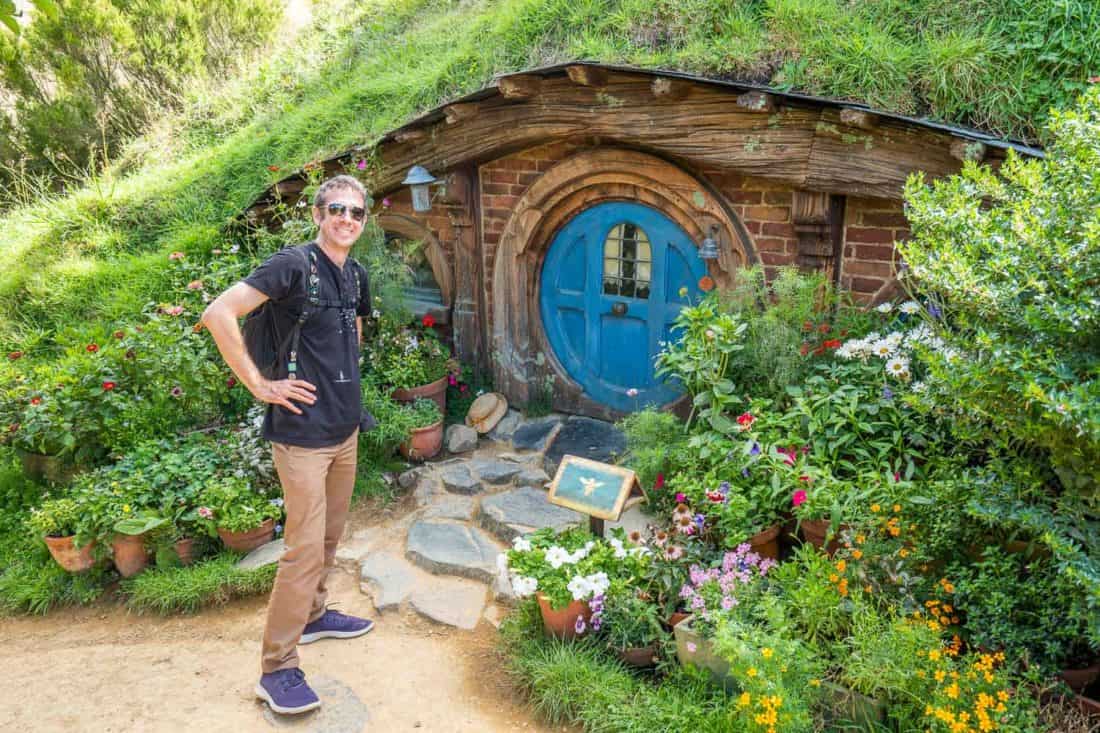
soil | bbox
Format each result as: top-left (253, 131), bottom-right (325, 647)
top-left (1, 499), bottom-right (569, 733)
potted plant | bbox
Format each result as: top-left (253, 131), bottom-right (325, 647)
top-left (598, 587), bottom-right (666, 668)
top-left (674, 543), bottom-right (776, 687)
top-left (198, 476), bottom-right (283, 553)
top-left (112, 512), bottom-right (167, 577)
top-left (365, 314), bottom-right (453, 413)
top-left (501, 527), bottom-right (650, 640)
top-left (27, 498), bottom-right (98, 572)
top-left (399, 397), bottom-right (444, 461)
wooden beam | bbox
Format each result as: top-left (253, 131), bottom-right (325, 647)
top-left (393, 127), bottom-right (427, 143)
top-left (566, 64), bottom-right (608, 88)
top-left (950, 138), bottom-right (987, 163)
top-left (651, 77), bottom-right (691, 101)
top-left (839, 108), bottom-right (879, 130)
top-left (498, 74), bottom-right (542, 100)
top-left (736, 91), bottom-right (775, 113)
top-left (444, 103), bottom-right (479, 125)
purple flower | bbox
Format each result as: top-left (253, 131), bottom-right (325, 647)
top-left (750, 442), bottom-right (761, 456)
top-left (170, 386), bottom-right (183, 398)
top-left (274, 523), bottom-right (284, 535)
top-left (882, 386), bottom-right (894, 400)
top-left (574, 615), bottom-right (587, 634)
top-left (721, 595), bottom-right (737, 610)
top-left (718, 481), bottom-right (730, 495)
top-left (691, 596), bottom-right (706, 609)
top-left (741, 467), bottom-right (750, 478)
top-left (927, 302), bottom-right (942, 318)
top-left (693, 514), bottom-right (706, 529)
top-left (686, 642), bottom-right (697, 653)
top-left (591, 616), bottom-right (602, 631)
top-left (356, 159), bottom-right (367, 170)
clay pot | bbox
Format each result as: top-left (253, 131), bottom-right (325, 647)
top-left (801, 518), bottom-right (844, 556)
top-left (536, 593), bottom-right (591, 640)
top-left (616, 644), bottom-right (659, 669)
top-left (1076, 693), bottom-right (1100, 718)
top-left (218, 518), bottom-right (275, 553)
top-left (673, 616), bottom-right (736, 691)
top-left (111, 533), bottom-right (149, 578)
top-left (667, 611), bottom-right (691, 630)
top-left (391, 375), bottom-right (448, 414)
top-left (174, 538), bottom-right (196, 566)
top-left (43, 535), bottom-right (97, 573)
top-left (1060, 661), bottom-right (1100, 693)
top-left (748, 524), bottom-right (781, 560)
top-left (400, 420), bottom-right (444, 461)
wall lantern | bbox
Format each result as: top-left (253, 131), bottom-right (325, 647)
top-left (697, 224), bottom-right (721, 260)
top-left (402, 165), bottom-right (438, 213)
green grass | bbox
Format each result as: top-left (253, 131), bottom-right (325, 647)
top-left (0, 0), bottom-right (1095, 351)
top-left (122, 554), bottom-right (276, 615)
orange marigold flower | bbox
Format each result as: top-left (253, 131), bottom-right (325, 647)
top-left (871, 503), bottom-right (881, 513)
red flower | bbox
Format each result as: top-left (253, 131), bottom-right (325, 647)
top-left (893, 471), bottom-right (901, 482)
top-left (186, 280), bottom-right (204, 291)
top-left (267, 165), bottom-right (280, 172)
top-left (7, 350), bottom-right (22, 360)
top-left (30, 396), bottom-right (42, 405)
top-left (226, 377), bottom-right (237, 388)
top-left (813, 344), bottom-right (826, 356)
top-left (168, 251), bottom-right (185, 261)
top-left (113, 330), bottom-right (125, 339)
top-left (422, 314), bottom-right (436, 328)
top-left (736, 412), bottom-right (756, 430)
top-left (802, 321), bottom-right (813, 332)
top-left (459, 384), bottom-right (468, 393)
top-left (792, 489), bottom-right (807, 507)
top-left (818, 323), bottom-right (831, 334)
top-left (799, 474), bottom-right (811, 482)
top-left (823, 339), bottom-right (842, 349)
top-left (799, 343), bottom-right (810, 356)
top-left (86, 343), bottom-right (99, 353)
top-left (654, 473), bottom-right (665, 491)
top-left (102, 381), bottom-right (116, 391)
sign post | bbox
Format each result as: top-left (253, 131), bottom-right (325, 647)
top-left (546, 455), bottom-right (642, 538)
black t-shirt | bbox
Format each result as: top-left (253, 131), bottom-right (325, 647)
top-left (244, 242), bottom-right (371, 448)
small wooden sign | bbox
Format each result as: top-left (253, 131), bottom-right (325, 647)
top-left (547, 455), bottom-right (640, 522)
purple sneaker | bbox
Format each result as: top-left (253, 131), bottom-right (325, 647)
top-left (255, 668), bottom-right (320, 715)
top-left (299, 608), bottom-right (374, 644)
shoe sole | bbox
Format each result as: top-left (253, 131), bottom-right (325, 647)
top-left (254, 684), bottom-right (321, 715)
top-left (299, 619), bottom-right (374, 645)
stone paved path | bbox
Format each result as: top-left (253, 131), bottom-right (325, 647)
top-left (351, 410), bottom-right (639, 631)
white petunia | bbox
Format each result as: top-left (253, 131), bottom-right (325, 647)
top-left (512, 536), bottom-right (532, 552)
top-left (567, 575), bottom-right (592, 601)
top-left (899, 300), bottom-right (921, 315)
top-left (586, 572), bottom-right (611, 596)
top-left (545, 546), bottom-right (571, 569)
top-left (876, 302), bottom-right (894, 313)
top-left (511, 575), bottom-right (538, 598)
top-left (609, 538), bottom-right (627, 559)
top-left (885, 357), bottom-right (910, 379)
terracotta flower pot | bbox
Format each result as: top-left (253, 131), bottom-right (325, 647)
top-left (174, 538), bottom-right (196, 566)
top-left (667, 611), bottom-right (691, 630)
top-left (801, 518), bottom-right (844, 556)
top-left (43, 535), bottom-right (97, 573)
top-left (536, 593), bottom-right (591, 640)
top-left (748, 523), bottom-right (781, 560)
top-left (391, 375), bottom-right (448, 414)
top-left (218, 518), bottom-right (275, 553)
top-left (400, 420), bottom-right (444, 461)
top-left (1076, 692), bottom-right (1100, 718)
top-left (673, 616), bottom-right (736, 690)
top-left (1060, 661), bottom-right (1100, 693)
top-left (616, 644), bottom-right (659, 669)
top-left (112, 533), bottom-right (150, 578)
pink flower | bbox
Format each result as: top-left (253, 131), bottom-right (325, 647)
top-left (165, 305), bottom-right (185, 316)
top-left (187, 280), bottom-right (204, 290)
top-left (381, 197), bottom-right (392, 208)
top-left (792, 489), bottom-right (807, 507)
top-left (675, 492), bottom-right (686, 503)
top-left (686, 642), bottom-right (697, 653)
top-left (356, 159), bottom-right (367, 170)
top-left (197, 507), bottom-right (213, 519)
top-left (626, 388), bottom-right (639, 398)
top-left (448, 374), bottom-right (458, 386)
top-left (168, 251), bottom-right (185, 261)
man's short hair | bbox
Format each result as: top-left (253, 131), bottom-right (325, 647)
top-left (313, 174), bottom-right (368, 208)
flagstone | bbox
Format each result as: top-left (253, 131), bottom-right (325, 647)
top-left (405, 520), bottom-right (502, 582)
top-left (478, 486), bottom-right (583, 542)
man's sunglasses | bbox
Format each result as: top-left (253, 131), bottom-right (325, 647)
top-left (324, 201), bottom-right (366, 222)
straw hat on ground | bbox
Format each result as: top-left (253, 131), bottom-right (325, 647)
top-left (465, 392), bottom-right (508, 433)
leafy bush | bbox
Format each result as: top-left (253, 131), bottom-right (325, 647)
top-left (122, 553), bottom-right (276, 615)
top-left (197, 476), bottom-right (282, 534)
top-left (901, 85), bottom-right (1100, 501)
top-left (25, 497), bottom-right (80, 537)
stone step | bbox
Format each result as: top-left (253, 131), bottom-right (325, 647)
top-left (439, 463), bottom-right (483, 495)
top-left (477, 486), bottom-right (583, 543)
top-left (359, 551), bottom-right (419, 611)
top-left (409, 576), bottom-right (487, 630)
top-left (405, 520), bottom-right (503, 583)
top-left (543, 415), bottom-right (627, 476)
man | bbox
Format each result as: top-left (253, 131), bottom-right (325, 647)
top-left (202, 174), bottom-right (374, 715)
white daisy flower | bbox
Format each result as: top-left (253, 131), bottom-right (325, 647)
top-left (876, 302), bottom-right (894, 314)
top-left (899, 300), bottom-right (921, 314)
top-left (871, 339), bottom-right (896, 358)
top-left (885, 357), bottom-right (910, 379)
top-left (512, 537), bottom-right (532, 552)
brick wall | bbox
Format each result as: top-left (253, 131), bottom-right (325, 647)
top-left (839, 197), bottom-right (909, 302)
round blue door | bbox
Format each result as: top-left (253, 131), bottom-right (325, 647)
top-left (539, 201), bottom-right (707, 412)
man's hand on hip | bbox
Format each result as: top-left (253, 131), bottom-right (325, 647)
top-left (252, 378), bottom-right (317, 415)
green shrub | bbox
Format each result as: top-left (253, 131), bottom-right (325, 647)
top-left (25, 497), bottom-right (80, 537)
top-left (122, 553), bottom-right (276, 615)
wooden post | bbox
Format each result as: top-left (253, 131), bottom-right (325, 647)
top-left (589, 515), bottom-right (604, 538)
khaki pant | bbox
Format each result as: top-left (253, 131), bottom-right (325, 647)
top-left (261, 429), bottom-right (358, 674)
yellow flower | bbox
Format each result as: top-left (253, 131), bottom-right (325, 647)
top-left (738, 692), bottom-right (751, 707)
top-left (122, 504), bottom-right (131, 513)
top-left (899, 548), bottom-right (910, 558)
top-left (852, 549), bottom-right (863, 559)
top-left (855, 534), bottom-right (866, 544)
top-left (996, 690), bottom-right (1009, 702)
top-left (809, 678), bottom-right (821, 687)
top-left (892, 503), bottom-right (901, 512)
top-left (829, 573), bottom-right (839, 583)
top-left (871, 504), bottom-right (881, 513)
top-left (928, 649), bottom-right (941, 661)
top-left (946, 682), bottom-right (960, 699)
top-left (746, 667), bottom-right (758, 677)
top-left (934, 670), bottom-right (946, 682)
top-left (761, 647), bottom-right (774, 659)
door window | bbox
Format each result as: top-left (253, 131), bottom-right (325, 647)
top-left (602, 222), bottom-right (651, 299)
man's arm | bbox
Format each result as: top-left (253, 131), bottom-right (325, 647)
top-left (201, 281), bottom-right (317, 415)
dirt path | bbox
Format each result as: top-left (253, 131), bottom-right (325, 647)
top-left (1, 504), bottom-right (561, 733)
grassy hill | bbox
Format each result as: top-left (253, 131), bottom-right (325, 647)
top-left (1, 0), bottom-right (1097, 348)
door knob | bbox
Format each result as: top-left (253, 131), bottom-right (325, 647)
top-left (611, 302), bottom-right (627, 316)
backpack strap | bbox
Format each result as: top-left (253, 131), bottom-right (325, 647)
top-left (286, 244), bottom-right (319, 378)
